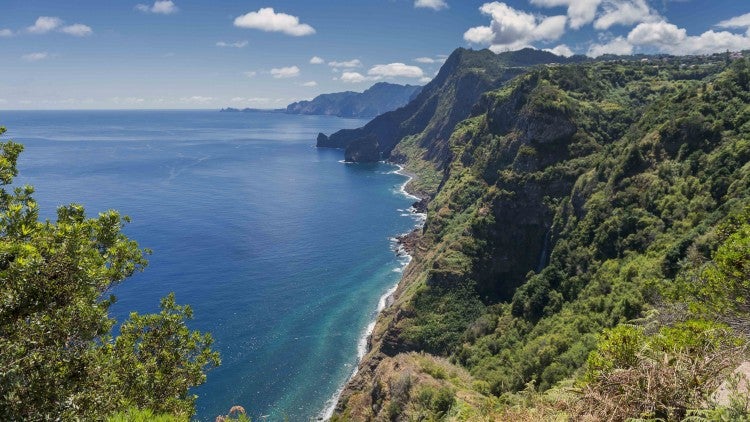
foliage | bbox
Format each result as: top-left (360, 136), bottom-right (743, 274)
top-left (362, 53), bottom-right (750, 420)
top-left (107, 408), bottom-right (186, 422)
top-left (0, 128), bottom-right (219, 420)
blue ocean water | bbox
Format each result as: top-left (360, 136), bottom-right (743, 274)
top-left (1, 110), bottom-right (419, 421)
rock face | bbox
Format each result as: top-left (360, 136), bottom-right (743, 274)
top-left (286, 82), bottom-right (422, 119)
top-left (344, 135), bottom-right (380, 162)
top-left (316, 48), bottom-right (576, 163)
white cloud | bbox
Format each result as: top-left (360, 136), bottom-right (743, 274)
top-left (464, 25), bottom-right (494, 44)
top-left (340, 72), bottom-right (369, 83)
top-left (544, 44), bottom-right (575, 57)
top-left (415, 0), bottom-right (448, 10)
top-left (136, 1), bottom-right (178, 14)
top-left (529, 0), bottom-right (601, 29)
top-left (594, 0), bottom-right (657, 30)
top-left (27, 16), bottom-right (62, 34)
top-left (587, 36), bottom-right (633, 56)
top-left (113, 97), bottom-right (146, 104)
top-left (328, 59), bottom-right (362, 68)
top-left (26, 17), bottom-right (93, 36)
top-left (216, 40), bottom-right (248, 48)
top-left (627, 20), bottom-right (750, 55)
top-left (464, 2), bottom-right (567, 51)
top-left (418, 76), bottom-right (433, 84)
top-left (717, 13), bottom-right (750, 29)
top-left (234, 8), bottom-right (315, 36)
top-left (270, 66), bottom-right (301, 78)
top-left (0, 29), bottom-right (14, 37)
top-left (368, 63), bottom-right (424, 78)
top-left (180, 96), bottom-right (214, 103)
top-left (231, 97), bottom-right (270, 103)
top-left (301, 81), bottom-right (318, 87)
top-left (627, 21), bottom-right (685, 46)
top-left (415, 57), bottom-right (436, 63)
top-left (60, 24), bottom-right (93, 37)
top-left (244, 71), bottom-right (257, 78)
top-left (310, 56), bottom-right (325, 64)
top-left (21, 52), bottom-right (49, 61)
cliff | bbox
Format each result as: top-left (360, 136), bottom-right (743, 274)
top-left (332, 51), bottom-right (750, 420)
top-left (286, 82), bottom-right (422, 119)
top-left (316, 48), bottom-right (577, 164)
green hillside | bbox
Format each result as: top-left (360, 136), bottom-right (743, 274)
top-left (333, 52), bottom-right (750, 421)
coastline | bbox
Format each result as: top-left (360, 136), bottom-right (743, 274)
top-left (318, 162), bottom-right (426, 421)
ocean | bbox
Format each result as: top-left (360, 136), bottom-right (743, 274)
top-left (1, 110), bottom-right (420, 421)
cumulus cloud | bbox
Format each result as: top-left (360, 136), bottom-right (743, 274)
top-left (544, 44), bottom-right (575, 57)
top-left (21, 52), bottom-right (49, 61)
top-left (26, 16), bottom-right (92, 36)
top-left (585, 18), bottom-right (750, 57)
top-left (464, 2), bottom-right (567, 52)
top-left (414, 57), bottom-right (437, 63)
top-left (717, 13), bottom-right (750, 29)
top-left (415, 0), bottom-right (448, 10)
top-left (328, 59), bottom-right (362, 68)
top-left (587, 36), bottom-right (633, 56)
top-left (60, 24), bottom-right (93, 37)
top-left (627, 20), bottom-right (750, 55)
top-left (301, 81), bottom-right (318, 87)
top-left (234, 8), bottom-right (315, 36)
top-left (0, 29), bottom-right (14, 37)
top-left (594, 0), bottom-right (657, 30)
top-left (340, 72), bottom-right (369, 83)
top-left (368, 63), bottom-right (425, 78)
top-left (216, 40), bottom-right (248, 48)
top-left (529, 0), bottom-right (601, 29)
top-left (310, 56), bottom-right (325, 64)
top-left (136, 1), bottom-right (178, 14)
top-left (27, 16), bottom-right (62, 34)
top-left (270, 66), bottom-right (301, 78)
top-left (418, 76), bottom-right (433, 84)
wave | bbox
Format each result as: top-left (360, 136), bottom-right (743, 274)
top-left (318, 162), bottom-right (423, 421)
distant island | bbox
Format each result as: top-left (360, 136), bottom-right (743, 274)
top-left (221, 82), bottom-right (422, 119)
top-left (286, 82), bottom-right (422, 118)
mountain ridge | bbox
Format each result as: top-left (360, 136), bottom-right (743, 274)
top-left (286, 82), bottom-right (422, 119)
top-left (330, 48), bottom-right (750, 420)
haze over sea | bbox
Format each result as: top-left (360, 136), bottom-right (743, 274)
top-left (2, 110), bottom-right (419, 421)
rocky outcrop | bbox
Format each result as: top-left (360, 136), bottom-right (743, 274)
top-left (344, 135), bottom-right (380, 162)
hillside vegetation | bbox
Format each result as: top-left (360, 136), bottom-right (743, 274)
top-left (333, 51), bottom-right (750, 421)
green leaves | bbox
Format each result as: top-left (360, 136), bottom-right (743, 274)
top-left (0, 130), bottom-right (219, 419)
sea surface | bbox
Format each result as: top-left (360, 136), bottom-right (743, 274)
top-left (1, 110), bottom-right (420, 421)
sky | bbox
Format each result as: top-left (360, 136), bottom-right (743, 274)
top-left (1, 0), bottom-right (749, 110)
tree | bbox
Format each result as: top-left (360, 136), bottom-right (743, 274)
top-left (0, 126), bottom-right (220, 420)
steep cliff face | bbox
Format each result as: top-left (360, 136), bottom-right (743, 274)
top-left (317, 48), bottom-right (575, 163)
top-left (287, 82), bottom-right (422, 119)
top-left (332, 54), bottom-right (750, 420)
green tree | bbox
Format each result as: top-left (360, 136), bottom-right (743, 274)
top-left (0, 127), bottom-right (220, 420)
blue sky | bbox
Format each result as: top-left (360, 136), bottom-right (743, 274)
top-left (1, 0), bottom-right (748, 109)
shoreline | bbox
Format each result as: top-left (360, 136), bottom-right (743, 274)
top-left (318, 162), bottom-right (426, 421)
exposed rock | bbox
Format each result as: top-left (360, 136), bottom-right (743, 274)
top-left (344, 135), bottom-right (380, 162)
